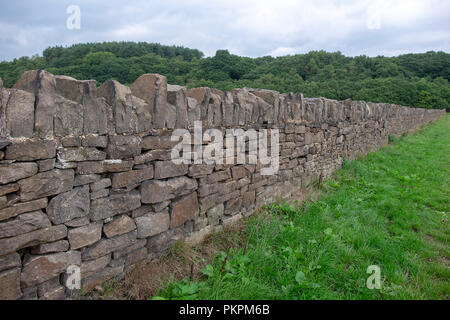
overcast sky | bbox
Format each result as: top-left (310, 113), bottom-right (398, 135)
top-left (0, 0), bottom-right (449, 61)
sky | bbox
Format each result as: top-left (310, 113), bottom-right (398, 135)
top-left (0, 0), bottom-right (449, 61)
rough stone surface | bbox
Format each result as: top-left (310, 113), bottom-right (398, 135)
top-left (68, 222), bottom-right (103, 250)
top-left (103, 215), bottom-right (136, 238)
top-left (0, 183), bottom-right (19, 196)
top-left (154, 161), bottom-right (188, 179)
top-left (0, 253), bottom-right (21, 272)
top-left (47, 185), bottom-right (90, 224)
top-left (0, 198), bottom-right (48, 222)
top-left (0, 225), bottom-right (67, 256)
top-left (0, 162), bottom-right (38, 185)
top-left (19, 169), bottom-right (74, 202)
top-left (21, 251), bottom-right (81, 287)
top-left (82, 230), bottom-right (137, 260)
top-left (0, 210), bottom-right (51, 238)
top-left (31, 240), bottom-right (70, 254)
top-left (6, 89), bottom-right (35, 138)
top-left (58, 147), bottom-right (106, 162)
top-left (80, 254), bottom-right (111, 279)
top-left (136, 211), bottom-right (170, 239)
top-left (107, 135), bottom-right (141, 159)
top-left (170, 192), bottom-right (199, 229)
top-left (141, 176), bottom-right (197, 204)
top-left (5, 140), bottom-right (56, 161)
top-left (90, 190), bottom-right (141, 221)
top-left (111, 166), bottom-right (154, 189)
top-left (0, 268), bottom-right (22, 300)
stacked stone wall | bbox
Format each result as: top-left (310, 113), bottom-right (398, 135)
top-left (0, 70), bottom-right (444, 299)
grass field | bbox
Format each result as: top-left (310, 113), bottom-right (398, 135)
top-left (99, 115), bottom-right (449, 300)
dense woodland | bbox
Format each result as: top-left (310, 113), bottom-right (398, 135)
top-left (1, 41), bottom-right (449, 109)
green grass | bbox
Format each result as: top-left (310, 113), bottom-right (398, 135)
top-left (155, 115), bottom-right (450, 300)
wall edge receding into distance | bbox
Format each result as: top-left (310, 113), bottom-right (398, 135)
top-left (0, 70), bottom-right (445, 299)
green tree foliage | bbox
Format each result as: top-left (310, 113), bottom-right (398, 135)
top-left (0, 42), bottom-right (448, 109)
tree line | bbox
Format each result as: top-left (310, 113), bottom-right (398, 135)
top-left (0, 41), bottom-right (448, 109)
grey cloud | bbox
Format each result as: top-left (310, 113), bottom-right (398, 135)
top-left (0, 0), bottom-right (449, 61)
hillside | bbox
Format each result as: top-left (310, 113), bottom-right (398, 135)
top-left (0, 41), bottom-right (449, 109)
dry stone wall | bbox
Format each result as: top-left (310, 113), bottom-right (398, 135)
top-left (0, 70), bottom-right (444, 300)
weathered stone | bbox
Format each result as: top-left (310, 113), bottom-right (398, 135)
top-left (168, 84), bottom-right (188, 129)
top-left (113, 239), bottom-right (146, 259)
top-left (91, 189), bottom-right (109, 200)
top-left (31, 240), bottom-right (70, 254)
top-left (188, 164), bottom-right (214, 177)
top-left (82, 135), bottom-right (108, 148)
top-left (13, 70), bottom-right (57, 139)
top-left (200, 169), bottom-right (231, 184)
top-left (134, 150), bottom-right (172, 164)
top-left (207, 204), bottom-right (224, 226)
top-left (6, 89), bottom-right (35, 137)
top-left (103, 159), bottom-right (134, 172)
top-left (0, 253), bottom-right (21, 272)
top-left (98, 80), bottom-right (137, 134)
top-left (141, 176), bottom-right (197, 204)
top-left (54, 97), bottom-right (84, 137)
top-left (82, 230), bottom-right (137, 260)
top-left (83, 95), bottom-right (111, 136)
top-left (0, 268), bottom-right (22, 299)
top-left (153, 200), bottom-right (171, 212)
top-left (170, 192), bottom-right (199, 229)
top-left (90, 190), bottom-right (141, 221)
top-left (77, 161), bottom-right (104, 174)
top-left (0, 198), bottom-right (47, 222)
top-left (90, 178), bottom-right (111, 192)
top-left (107, 135), bottom-right (141, 159)
top-left (142, 135), bottom-right (178, 150)
top-left (5, 140), bottom-right (56, 161)
top-left (146, 228), bottom-right (185, 257)
top-left (38, 158), bottom-right (55, 172)
top-left (81, 266), bottom-right (123, 292)
top-left (61, 136), bottom-right (82, 147)
top-left (0, 210), bottom-right (51, 238)
top-left (242, 190), bottom-right (256, 208)
top-left (64, 216), bottom-right (90, 228)
top-left (154, 161), bottom-right (188, 179)
top-left (135, 211), bottom-right (170, 238)
top-left (103, 215), bottom-right (136, 238)
top-left (0, 196), bottom-right (6, 209)
top-left (58, 147), bottom-right (106, 162)
top-left (80, 254), bottom-right (111, 279)
top-left (47, 185), bottom-right (90, 224)
top-left (19, 169), bottom-right (74, 202)
top-left (130, 74), bottom-right (172, 129)
top-left (68, 222), bottom-right (103, 250)
top-left (37, 276), bottom-right (61, 298)
top-left (21, 251), bottom-right (81, 287)
top-left (0, 162), bottom-right (38, 185)
top-left (74, 174), bottom-right (101, 186)
top-left (0, 225), bottom-right (67, 256)
top-left (111, 166), bottom-right (153, 189)
top-left (40, 285), bottom-right (66, 300)
top-left (0, 140), bottom-right (10, 150)
top-left (231, 166), bottom-right (246, 180)
top-left (0, 183), bottom-right (19, 197)
top-left (122, 246), bottom-right (147, 267)
top-left (131, 205), bottom-right (154, 218)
